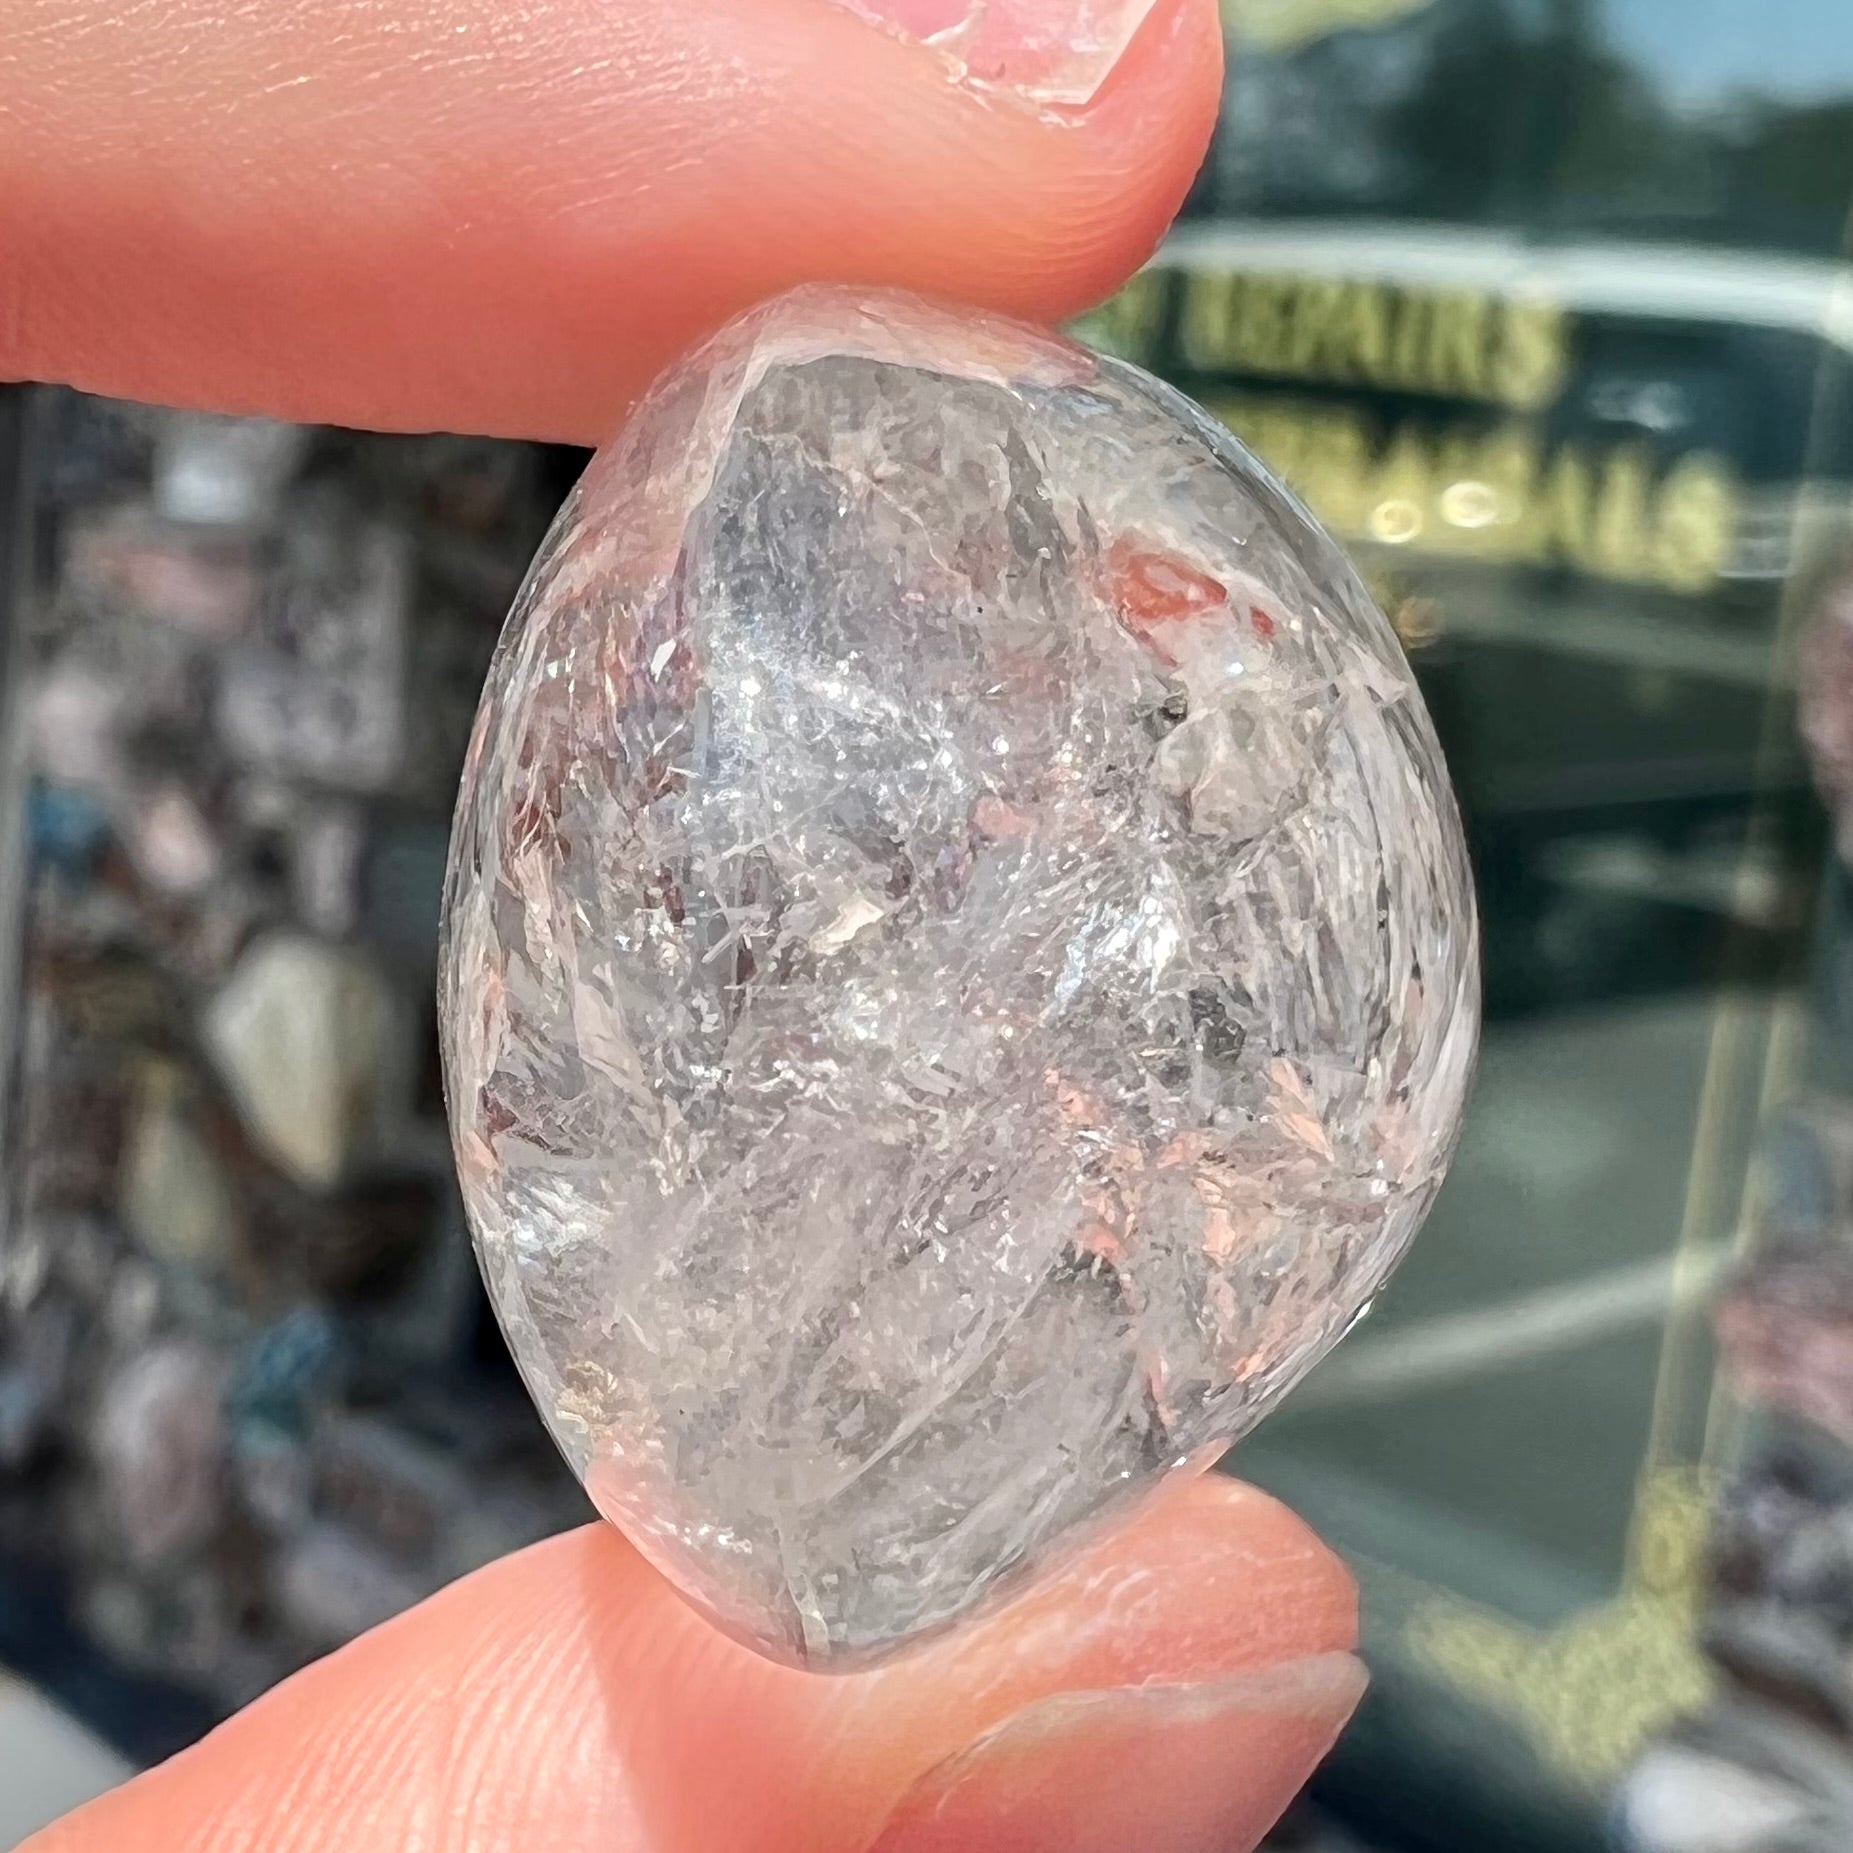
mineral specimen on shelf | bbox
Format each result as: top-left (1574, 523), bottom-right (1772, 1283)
top-left (441, 286), bottom-right (1480, 1668)
top-left (92, 1340), bottom-right (228, 1564)
top-left (153, 414), bottom-right (309, 531)
top-left (216, 512), bottom-right (412, 790)
top-left (118, 1065), bottom-right (241, 1271)
top-left (206, 935), bottom-right (394, 1190)
top-left (5, 389), bottom-right (577, 1719)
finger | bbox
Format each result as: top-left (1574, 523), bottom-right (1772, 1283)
top-left (868, 1658), bottom-right (1365, 1853)
top-left (27, 1475), bottom-right (1360, 1853)
top-left (3, 0), bottom-right (1224, 441)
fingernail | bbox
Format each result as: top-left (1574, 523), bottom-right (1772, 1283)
top-left (866, 1652), bottom-right (1367, 1853)
top-left (827, 0), bottom-right (1167, 108)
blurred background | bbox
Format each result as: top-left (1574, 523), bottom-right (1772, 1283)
top-left (5, 0), bottom-right (1853, 1846)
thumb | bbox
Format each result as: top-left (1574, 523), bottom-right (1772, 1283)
top-left (4, 0), bottom-right (1224, 440)
top-left (25, 1475), bottom-right (1361, 1853)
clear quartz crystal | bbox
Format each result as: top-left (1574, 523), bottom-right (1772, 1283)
top-left (440, 286), bottom-right (1479, 1668)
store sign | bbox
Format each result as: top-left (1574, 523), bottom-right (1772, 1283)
top-left (1215, 393), bottom-right (1738, 595)
top-left (1081, 266), bottom-right (1744, 595)
top-left (1177, 270), bottom-right (1567, 411)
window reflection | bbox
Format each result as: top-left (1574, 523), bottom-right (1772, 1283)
top-left (1082, 3), bottom-right (1853, 1848)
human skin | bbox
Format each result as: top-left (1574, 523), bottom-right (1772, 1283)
top-left (7, 2), bottom-right (1367, 1846)
top-left (2, 0), bottom-right (1225, 441)
top-left (28, 1478), bottom-right (1362, 1853)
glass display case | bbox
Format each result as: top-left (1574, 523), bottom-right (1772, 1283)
top-left (0, 395), bottom-right (593, 1757)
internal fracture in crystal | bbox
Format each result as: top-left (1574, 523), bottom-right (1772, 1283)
top-left (440, 286), bottom-right (1480, 1668)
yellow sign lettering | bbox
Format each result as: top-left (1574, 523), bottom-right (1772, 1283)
top-left (1655, 455), bottom-right (1739, 594)
top-left (1210, 390), bottom-right (1739, 594)
top-left (1424, 291), bottom-right (1492, 401)
top-left (1178, 270), bottom-right (1237, 372)
top-left (1158, 270), bottom-right (1571, 411)
top-left (1593, 448), bottom-right (1654, 582)
top-left (1073, 268), bottom-right (1171, 364)
top-left (1493, 300), bottom-right (1570, 411)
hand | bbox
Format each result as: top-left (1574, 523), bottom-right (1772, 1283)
top-left (14, 4), bottom-right (1365, 1847)
top-left (29, 1477), bottom-right (1360, 1853)
top-left (5, 0), bottom-right (1223, 442)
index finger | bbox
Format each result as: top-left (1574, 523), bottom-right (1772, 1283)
top-left (2, 0), bottom-right (1224, 440)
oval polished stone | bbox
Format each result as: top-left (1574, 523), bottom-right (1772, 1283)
top-left (440, 286), bottom-right (1479, 1668)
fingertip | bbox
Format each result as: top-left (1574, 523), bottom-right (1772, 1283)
top-left (896, 1470), bottom-right (1358, 1717)
top-left (867, 1653), bottom-right (1366, 1853)
top-left (3, 0), bottom-right (1227, 436)
top-left (755, 1473), bottom-right (1358, 1852)
top-left (505, 0), bottom-right (1229, 440)
top-left (932, 0), bottom-right (1228, 321)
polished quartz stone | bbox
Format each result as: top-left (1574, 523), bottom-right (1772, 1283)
top-left (440, 286), bottom-right (1479, 1668)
